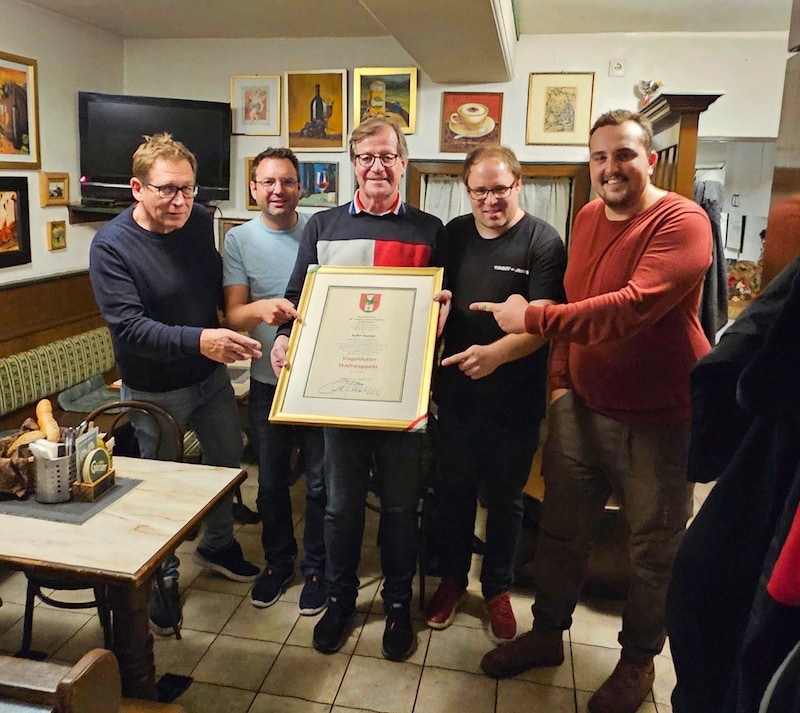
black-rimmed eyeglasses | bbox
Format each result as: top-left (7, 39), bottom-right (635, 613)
top-left (354, 153), bottom-right (400, 168)
top-left (466, 184), bottom-right (515, 201)
top-left (146, 183), bottom-right (199, 199)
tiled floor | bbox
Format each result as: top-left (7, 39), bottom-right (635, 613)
top-left (0, 465), bottom-right (712, 713)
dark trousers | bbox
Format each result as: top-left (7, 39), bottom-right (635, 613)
top-left (436, 399), bottom-right (540, 599)
top-left (249, 379), bottom-right (325, 577)
top-left (323, 427), bottom-right (424, 612)
top-left (533, 391), bottom-right (693, 662)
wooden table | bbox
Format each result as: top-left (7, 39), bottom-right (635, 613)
top-left (0, 456), bottom-right (247, 701)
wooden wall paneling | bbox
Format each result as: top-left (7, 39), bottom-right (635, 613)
top-left (0, 272), bottom-right (105, 358)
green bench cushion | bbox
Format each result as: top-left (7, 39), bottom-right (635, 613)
top-left (0, 327), bottom-right (115, 417)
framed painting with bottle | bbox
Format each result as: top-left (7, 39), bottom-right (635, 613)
top-left (353, 67), bottom-right (418, 134)
top-left (285, 70), bottom-right (347, 152)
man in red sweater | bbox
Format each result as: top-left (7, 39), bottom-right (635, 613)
top-left (473, 109), bottom-right (712, 713)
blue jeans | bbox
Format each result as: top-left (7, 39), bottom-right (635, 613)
top-left (249, 379), bottom-right (325, 577)
top-left (532, 391), bottom-right (693, 662)
top-left (323, 427), bottom-right (424, 612)
top-left (436, 399), bottom-right (540, 599)
top-left (122, 365), bottom-right (242, 581)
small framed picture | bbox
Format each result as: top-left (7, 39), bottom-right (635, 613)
top-left (217, 216), bottom-right (248, 253)
top-left (46, 220), bottom-right (66, 251)
top-left (285, 70), bottom-right (347, 152)
top-left (231, 75), bottom-right (280, 136)
top-left (245, 156), bottom-right (258, 211)
top-left (39, 172), bottom-right (69, 207)
top-left (0, 51), bottom-right (40, 169)
top-left (298, 162), bottom-right (338, 208)
top-left (440, 91), bottom-right (503, 153)
top-left (353, 67), bottom-right (418, 134)
top-left (526, 72), bottom-right (595, 146)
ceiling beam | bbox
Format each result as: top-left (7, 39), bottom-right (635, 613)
top-left (359, 0), bottom-right (516, 83)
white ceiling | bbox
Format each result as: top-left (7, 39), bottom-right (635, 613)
top-left (22, 0), bottom-right (794, 82)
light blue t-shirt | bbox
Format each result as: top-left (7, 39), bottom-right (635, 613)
top-left (222, 213), bottom-right (309, 385)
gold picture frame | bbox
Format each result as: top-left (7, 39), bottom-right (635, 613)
top-left (285, 69), bottom-right (347, 152)
top-left (0, 51), bottom-right (40, 169)
top-left (46, 220), bottom-right (66, 251)
top-left (244, 156), bottom-right (258, 211)
top-left (353, 67), bottom-right (418, 134)
top-left (230, 74), bottom-right (280, 136)
top-left (217, 216), bottom-right (248, 253)
top-left (39, 172), bottom-right (69, 207)
top-left (271, 266), bottom-right (444, 431)
top-left (526, 72), bottom-right (595, 146)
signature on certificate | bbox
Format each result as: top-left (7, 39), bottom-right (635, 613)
top-left (318, 378), bottom-right (381, 396)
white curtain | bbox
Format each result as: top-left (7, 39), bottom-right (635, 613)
top-left (421, 175), bottom-right (571, 242)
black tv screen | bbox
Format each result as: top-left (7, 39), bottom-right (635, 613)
top-left (78, 91), bottom-right (231, 204)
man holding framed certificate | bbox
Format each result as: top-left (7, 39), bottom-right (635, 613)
top-left (271, 116), bottom-right (448, 662)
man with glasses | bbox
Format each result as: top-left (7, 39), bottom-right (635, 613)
top-left (426, 144), bottom-right (565, 643)
top-left (271, 116), bottom-right (450, 662)
top-left (474, 111), bottom-right (712, 713)
top-left (90, 133), bottom-right (262, 637)
top-left (222, 148), bottom-right (328, 616)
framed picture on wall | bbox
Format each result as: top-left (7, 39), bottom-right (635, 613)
top-left (0, 177), bottom-right (32, 268)
top-left (285, 70), bottom-right (347, 152)
top-left (244, 156), bottom-right (258, 211)
top-left (0, 51), bottom-right (40, 169)
top-left (440, 91), bottom-right (503, 153)
top-left (231, 75), bottom-right (280, 136)
top-left (46, 220), bottom-right (66, 251)
top-left (526, 72), bottom-right (595, 146)
top-left (39, 172), bottom-right (70, 207)
top-left (217, 216), bottom-right (248, 253)
top-left (298, 162), bottom-right (338, 208)
top-left (353, 67), bottom-right (418, 134)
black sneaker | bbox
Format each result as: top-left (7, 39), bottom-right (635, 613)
top-left (251, 568), bottom-right (294, 608)
top-left (193, 540), bottom-right (261, 583)
top-left (299, 574), bottom-right (329, 616)
top-left (382, 604), bottom-right (415, 661)
top-left (148, 580), bottom-right (182, 637)
top-left (312, 599), bottom-right (352, 653)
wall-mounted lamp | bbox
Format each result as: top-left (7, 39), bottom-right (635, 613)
top-left (731, 193), bottom-right (740, 208)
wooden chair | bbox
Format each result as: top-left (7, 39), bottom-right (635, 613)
top-left (0, 647), bottom-right (186, 712)
top-left (19, 401), bottom-right (184, 658)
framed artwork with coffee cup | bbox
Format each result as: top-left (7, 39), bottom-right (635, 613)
top-left (285, 70), bottom-right (347, 152)
top-left (440, 91), bottom-right (503, 153)
top-left (526, 72), bottom-right (595, 146)
top-left (353, 67), bottom-right (418, 134)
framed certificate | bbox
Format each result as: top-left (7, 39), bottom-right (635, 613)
top-left (270, 266), bottom-right (444, 431)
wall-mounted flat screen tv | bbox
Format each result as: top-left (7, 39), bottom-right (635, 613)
top-left (78, 91), bottom-right (231, 205)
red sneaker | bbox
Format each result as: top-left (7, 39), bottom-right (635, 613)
top-left (425, 579), bottom-right (467, 630)
top-left (486, 591), bottom-right (517, 642)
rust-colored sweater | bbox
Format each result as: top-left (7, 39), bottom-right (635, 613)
top-left (524, 193), bottom-right (712, 424)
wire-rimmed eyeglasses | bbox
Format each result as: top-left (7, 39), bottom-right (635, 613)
top-left (251, 178), bottom-right (300, 190)
top-left (466, 184), bottom-right (515, 201)
top-left (354, 153), bottom-right (400, 168)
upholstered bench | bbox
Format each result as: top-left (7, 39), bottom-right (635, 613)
top-left (0, 327), bottom-right (116, 431)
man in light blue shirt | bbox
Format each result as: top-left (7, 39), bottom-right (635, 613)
top-left (223, 148), bottom-right (327, 614)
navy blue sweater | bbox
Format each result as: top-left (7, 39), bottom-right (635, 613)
top-left (89, 205), bottom-right (222, 392)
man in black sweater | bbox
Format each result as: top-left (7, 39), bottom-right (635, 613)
top-left (90, 133), bottom-right (262, 636)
